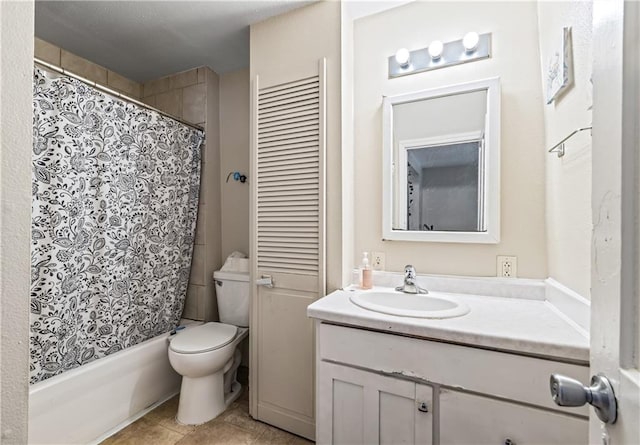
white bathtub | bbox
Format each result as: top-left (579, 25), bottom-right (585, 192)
top-left (28, 320), bottom-right (201, 444)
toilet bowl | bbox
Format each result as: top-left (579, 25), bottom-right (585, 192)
top-left (168, 323), bottom-right (248, 424)
top-left (168, 265), bottom-right (250, 425)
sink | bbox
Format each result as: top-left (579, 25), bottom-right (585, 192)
top-left (350, 290), bottom-right (470, 319)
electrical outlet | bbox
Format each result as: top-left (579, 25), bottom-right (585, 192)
top-left (497, 255), bottom-right (517, 278)
top-left (372, 252), bottom-right (385, 271)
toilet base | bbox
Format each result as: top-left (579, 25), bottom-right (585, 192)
top-left (175, 355), bottom-right (244, 425)
top-left (176, 372), bottom-right (227, 425)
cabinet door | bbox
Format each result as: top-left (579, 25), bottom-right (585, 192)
top-left (317, 362), bottom-right (433, 444)
top-left (439, 389), bottom-right (587, 445)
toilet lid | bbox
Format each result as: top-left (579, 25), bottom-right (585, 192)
top-left (169, 322), bottom-right (238, 354)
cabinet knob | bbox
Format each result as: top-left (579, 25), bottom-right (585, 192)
top-left (417, 402), bottom-right (429, 413)
top-left (504, 439), bottom-right (515, 445)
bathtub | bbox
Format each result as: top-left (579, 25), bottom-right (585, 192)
top-left (28, 319), bottom-right (201, 444)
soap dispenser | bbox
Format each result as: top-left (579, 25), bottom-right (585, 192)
top-left (360, 252), bottom-right (373, 290)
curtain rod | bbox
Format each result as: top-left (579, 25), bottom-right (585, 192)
top-left (34, 58), bottom-right (205, 133)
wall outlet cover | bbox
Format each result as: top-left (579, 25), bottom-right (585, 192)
top-left (497, 255), bottom-right (517, 278)
top-left (372, 251), bottom-right (385, 271)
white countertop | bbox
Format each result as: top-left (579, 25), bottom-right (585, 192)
top-left (307, 284), bottom-right (589, 363)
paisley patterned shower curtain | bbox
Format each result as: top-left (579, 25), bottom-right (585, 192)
top-left (30, 67), bottom-right (203, 384)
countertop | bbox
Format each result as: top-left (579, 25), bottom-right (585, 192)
top-left (307, 285), bottom-right (589, 363)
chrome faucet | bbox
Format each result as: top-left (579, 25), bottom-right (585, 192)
top-left (395, 265), bottom-right (428, 294)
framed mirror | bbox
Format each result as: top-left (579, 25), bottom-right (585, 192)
top-left (382, 77), bottom-right (501, 243)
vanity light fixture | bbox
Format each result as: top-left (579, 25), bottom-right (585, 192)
top-left (388, 32), bottom-right (491, 78)
top-left (428, 40), bottom-right (444, 60)
top-left (462, 32), bottom-right (480, 52)
top-left (395, 48), bottom-right (411, 68)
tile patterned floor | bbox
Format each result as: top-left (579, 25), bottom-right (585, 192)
top-left (100, 388), bottom-right (313, 445)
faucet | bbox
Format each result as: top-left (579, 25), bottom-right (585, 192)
top-left (395, 265), bottom-right (428, 294)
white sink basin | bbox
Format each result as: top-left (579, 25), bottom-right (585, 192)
top-left (350, 290), bottom-right (470, 319)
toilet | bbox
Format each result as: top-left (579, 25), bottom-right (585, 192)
top-left (168, 268), bottom-right (250, 425)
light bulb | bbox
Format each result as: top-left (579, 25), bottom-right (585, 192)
top-left (463, 32), bottom-right (480, 52)
top-left (395, 48), bottom-right (410, 68)
top-left (428, 40), bottom-right (443, 60)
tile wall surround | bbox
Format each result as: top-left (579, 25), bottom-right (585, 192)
top-left (35, 37), bottom-right (142, 98)
top-left (142, 67), bottom-right (221, 322)
top-left (35, 38), bottom-right (222, 322)
top-left (350, 270), bottom-right (590, 334)
top-left (141, 67), bottom-right (208, 126)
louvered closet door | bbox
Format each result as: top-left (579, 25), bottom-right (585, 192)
top-left (250, 59), bottom-right (326, 441)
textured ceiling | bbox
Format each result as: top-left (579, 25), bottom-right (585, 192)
top-left (35, 1), bottom-right (313, 82)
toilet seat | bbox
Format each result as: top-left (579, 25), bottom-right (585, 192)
top-left (169, 322), bottom-right (238, 354)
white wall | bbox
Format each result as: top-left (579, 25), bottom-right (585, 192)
top-left (0, 1), bottom-right (33, 442)
top-left (537, 1), bottom-right (593, 299)
top-left (353, 1), bottom-right (548, 278)
top-left (219, 69), bottom-right (250, 260)
top-left (341, 3), bottom-right (356, 287)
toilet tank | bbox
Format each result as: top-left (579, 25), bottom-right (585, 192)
top-left (213, 271), bottom-right (250, 327)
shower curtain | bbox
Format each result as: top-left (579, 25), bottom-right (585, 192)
top-left (30, 67), bottom-right (203, 384)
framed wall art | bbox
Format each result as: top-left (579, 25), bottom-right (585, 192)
top-left (545, 27), bottom-right (574, 104)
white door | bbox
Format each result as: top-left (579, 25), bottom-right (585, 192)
top-left (250, 60), bottom-right (326, 440)
top-left (570, 1), bottom-right (640, 443)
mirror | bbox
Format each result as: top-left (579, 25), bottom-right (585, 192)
top-left (382, 77), bottom-right (501, 243)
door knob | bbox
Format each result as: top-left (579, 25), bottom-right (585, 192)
top-left (549, 373), bottom-right (617, 424)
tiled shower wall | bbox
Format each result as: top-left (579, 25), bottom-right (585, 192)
top-left (34, 38), bottom-right (221, 321)
top-left (35, 37), bottom-right (142, 98)
top-left (142, 69), bottom-right (222, 321)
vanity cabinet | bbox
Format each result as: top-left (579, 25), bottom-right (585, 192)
top-left (439, 390), bottom-right (587, 445)
top-left (316, 322), bottom-right (589, 445)
top-left (318, 362), bottom-right (433, 444)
